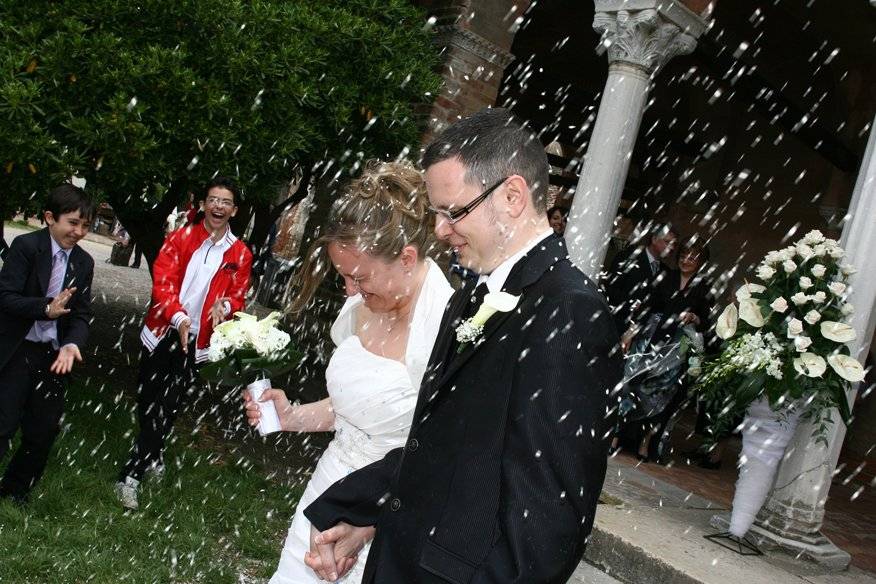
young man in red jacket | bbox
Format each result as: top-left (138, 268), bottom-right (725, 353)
top-left (116, 176), bottom-right (253, 510)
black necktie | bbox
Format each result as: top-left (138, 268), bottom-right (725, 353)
top-left (650, 260), bottom-right (659, 275)
top-left (462, 282), bottom-right (489, 320)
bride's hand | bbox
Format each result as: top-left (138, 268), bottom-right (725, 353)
top-left (305, 523), bottom-right (374, 581)
top-left (242, 388), bottom-right (293, 430)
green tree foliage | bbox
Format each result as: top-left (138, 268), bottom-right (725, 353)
top-left (0, 0), bottom-right (440, 262)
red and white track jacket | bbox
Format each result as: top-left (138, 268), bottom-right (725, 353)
top-left (140, 222), bottom-right (253, 362)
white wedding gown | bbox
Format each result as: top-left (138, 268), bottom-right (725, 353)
top-left (270, 259), bottom-right (452, 584)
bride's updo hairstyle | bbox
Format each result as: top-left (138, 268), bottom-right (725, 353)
top-left (288, 160), bottom-right (434, 316)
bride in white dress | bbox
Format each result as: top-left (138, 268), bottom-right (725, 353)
top-left (244, 162), bottom-right (453, 584)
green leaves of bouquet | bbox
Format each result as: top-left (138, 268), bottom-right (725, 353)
top-left (199, 312), bottom-right (301, 387)
top-left (697, 230), bottom-right (861, 443)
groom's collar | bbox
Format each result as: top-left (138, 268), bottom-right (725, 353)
top-left (478, 228), bottom-right (556, 294)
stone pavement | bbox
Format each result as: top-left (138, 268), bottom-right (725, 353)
top-left (612, 413), bottom-right (876, 575)
top-left (583, 453), bottom-right (876, 584)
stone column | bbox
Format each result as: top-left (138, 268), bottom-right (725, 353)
top-left (748, 115), bottom-right (876, 569)
top-left (565, 1), bottom-right (707, 278)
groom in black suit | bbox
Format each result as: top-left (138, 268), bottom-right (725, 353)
top-left (304, 108), bottom-right (623, 583)
top-left (0, 184), bottom-right (95, 502)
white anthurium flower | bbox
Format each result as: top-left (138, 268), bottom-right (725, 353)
top-left (820, 321), bottom-right (856, 343)
top-left (786, 318), bottom-right (804, 338)
top-left (472, 292), bottom-right (519, 326)
top-left (812, 291), bottom-right (827, 303)
top-left (827, 354), bottom-right (865, 383)
top-left (794, 335), bottom-right (813, 352)
top-left (828, 246), bottom-right (845, 259)
top-left (804, 310), bottom-right (822, 325)
top-left (827, 281), bottom-right (846, 296)
top-left (790, 292), bottom-right (809, 306)
top-left (840, 264), bottom-right (857, 276)
top-left (841, 303), bottom-right (854, 316)
top-left (735, 283), bottom-right (766, 301)
top-left (802, 230), bottom-right (825, 245)
top-left (715, 304), bottom-right (738, 339)
top-left (756, 265), bottom-right (776, 281)
top-left (456, 292), bottom-right (520, 346)
top-left (769, 297), bottom-right (788, 313)
top-left (811, 264), bottom-right (827, 278)
top-left (793, 352), bottom-right (827, 378)
top-left (798, 276), bottom-right (813, 290)
top-left (214, 319), bottom-right (237, 334)
top-left (795, 243), bottom-right (815, 261)
top-left (782, 259), bottom-right (797, 273)
top-left (738, 298), bottom-right (765, 328)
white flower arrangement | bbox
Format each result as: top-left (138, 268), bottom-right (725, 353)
top-left (200, 312), bottom-right (297, 386)
top-left (455, 291), bottom-right (520, 351)
top-left (697, 230), bottom-right (860, 445)
top-left (209, 312), bottom-right (291, 361)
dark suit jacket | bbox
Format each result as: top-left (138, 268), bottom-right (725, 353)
top-left (601, 244), bottom-right (666, 331)
top-left (305, 234), bottom-right (623, 584)
top-left (0, 228), bottom-right (94, 372)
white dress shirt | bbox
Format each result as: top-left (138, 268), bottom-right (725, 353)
top-left (171, 228), bottom-right (234, 333)
top-left (25, 235), bottom-right (72, 349)
top-left (478, 229), bottom-right (556, 293)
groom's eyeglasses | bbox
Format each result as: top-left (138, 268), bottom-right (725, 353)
top-left (429, 177), bottom-right (507, 225)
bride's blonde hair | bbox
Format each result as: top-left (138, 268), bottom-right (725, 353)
top-left (287, 160), bottom-right (434, 316)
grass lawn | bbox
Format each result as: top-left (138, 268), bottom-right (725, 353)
top-left (0, 377), bottom-right (302, 583)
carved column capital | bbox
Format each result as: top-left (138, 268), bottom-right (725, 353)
top-left (593, 0), bottom-right (708, 74)
top-left (433, 25), bottom-right (516, 69)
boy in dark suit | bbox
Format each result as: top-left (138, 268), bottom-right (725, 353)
top-left (0, 184), bottom-right (95, 503)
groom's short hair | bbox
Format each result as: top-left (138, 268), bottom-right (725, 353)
top-left (421, 108), bottom-right (550, 213)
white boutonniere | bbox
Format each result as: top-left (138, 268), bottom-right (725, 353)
top-left (455, 291), bottom-right (520, 352)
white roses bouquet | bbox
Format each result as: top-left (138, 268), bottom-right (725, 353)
top-left (199, 312), bottom-right (299, 386)
top-left (697, 230), bottom-right (860, 444)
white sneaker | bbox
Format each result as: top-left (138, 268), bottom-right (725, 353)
top-left (145, 463), bottom-right (165, 482)
top-left (115, 476), bottom-right (140, 511)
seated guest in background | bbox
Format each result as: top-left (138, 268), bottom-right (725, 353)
top-left (547, 204), bottom-right (569, 236)
top-left (602, 222), bottom-right (679, 350)
top-left (116, 176), bottom-right (252, 511)
top-left (0, 184), bottom-right (95, 503)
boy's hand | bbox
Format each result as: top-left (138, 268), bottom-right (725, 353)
top-left (46, 287), bottom-right (77, 319)
top-left (51, 344), bottom-right (82, 375)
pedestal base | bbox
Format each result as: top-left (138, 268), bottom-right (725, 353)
top-left (710, 514), bottom-right (851, 571)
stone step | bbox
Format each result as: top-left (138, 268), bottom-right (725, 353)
top-left (570, 560), bottom-right (624, 584)
top-left (580, 459), bottom-right (876, 584)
